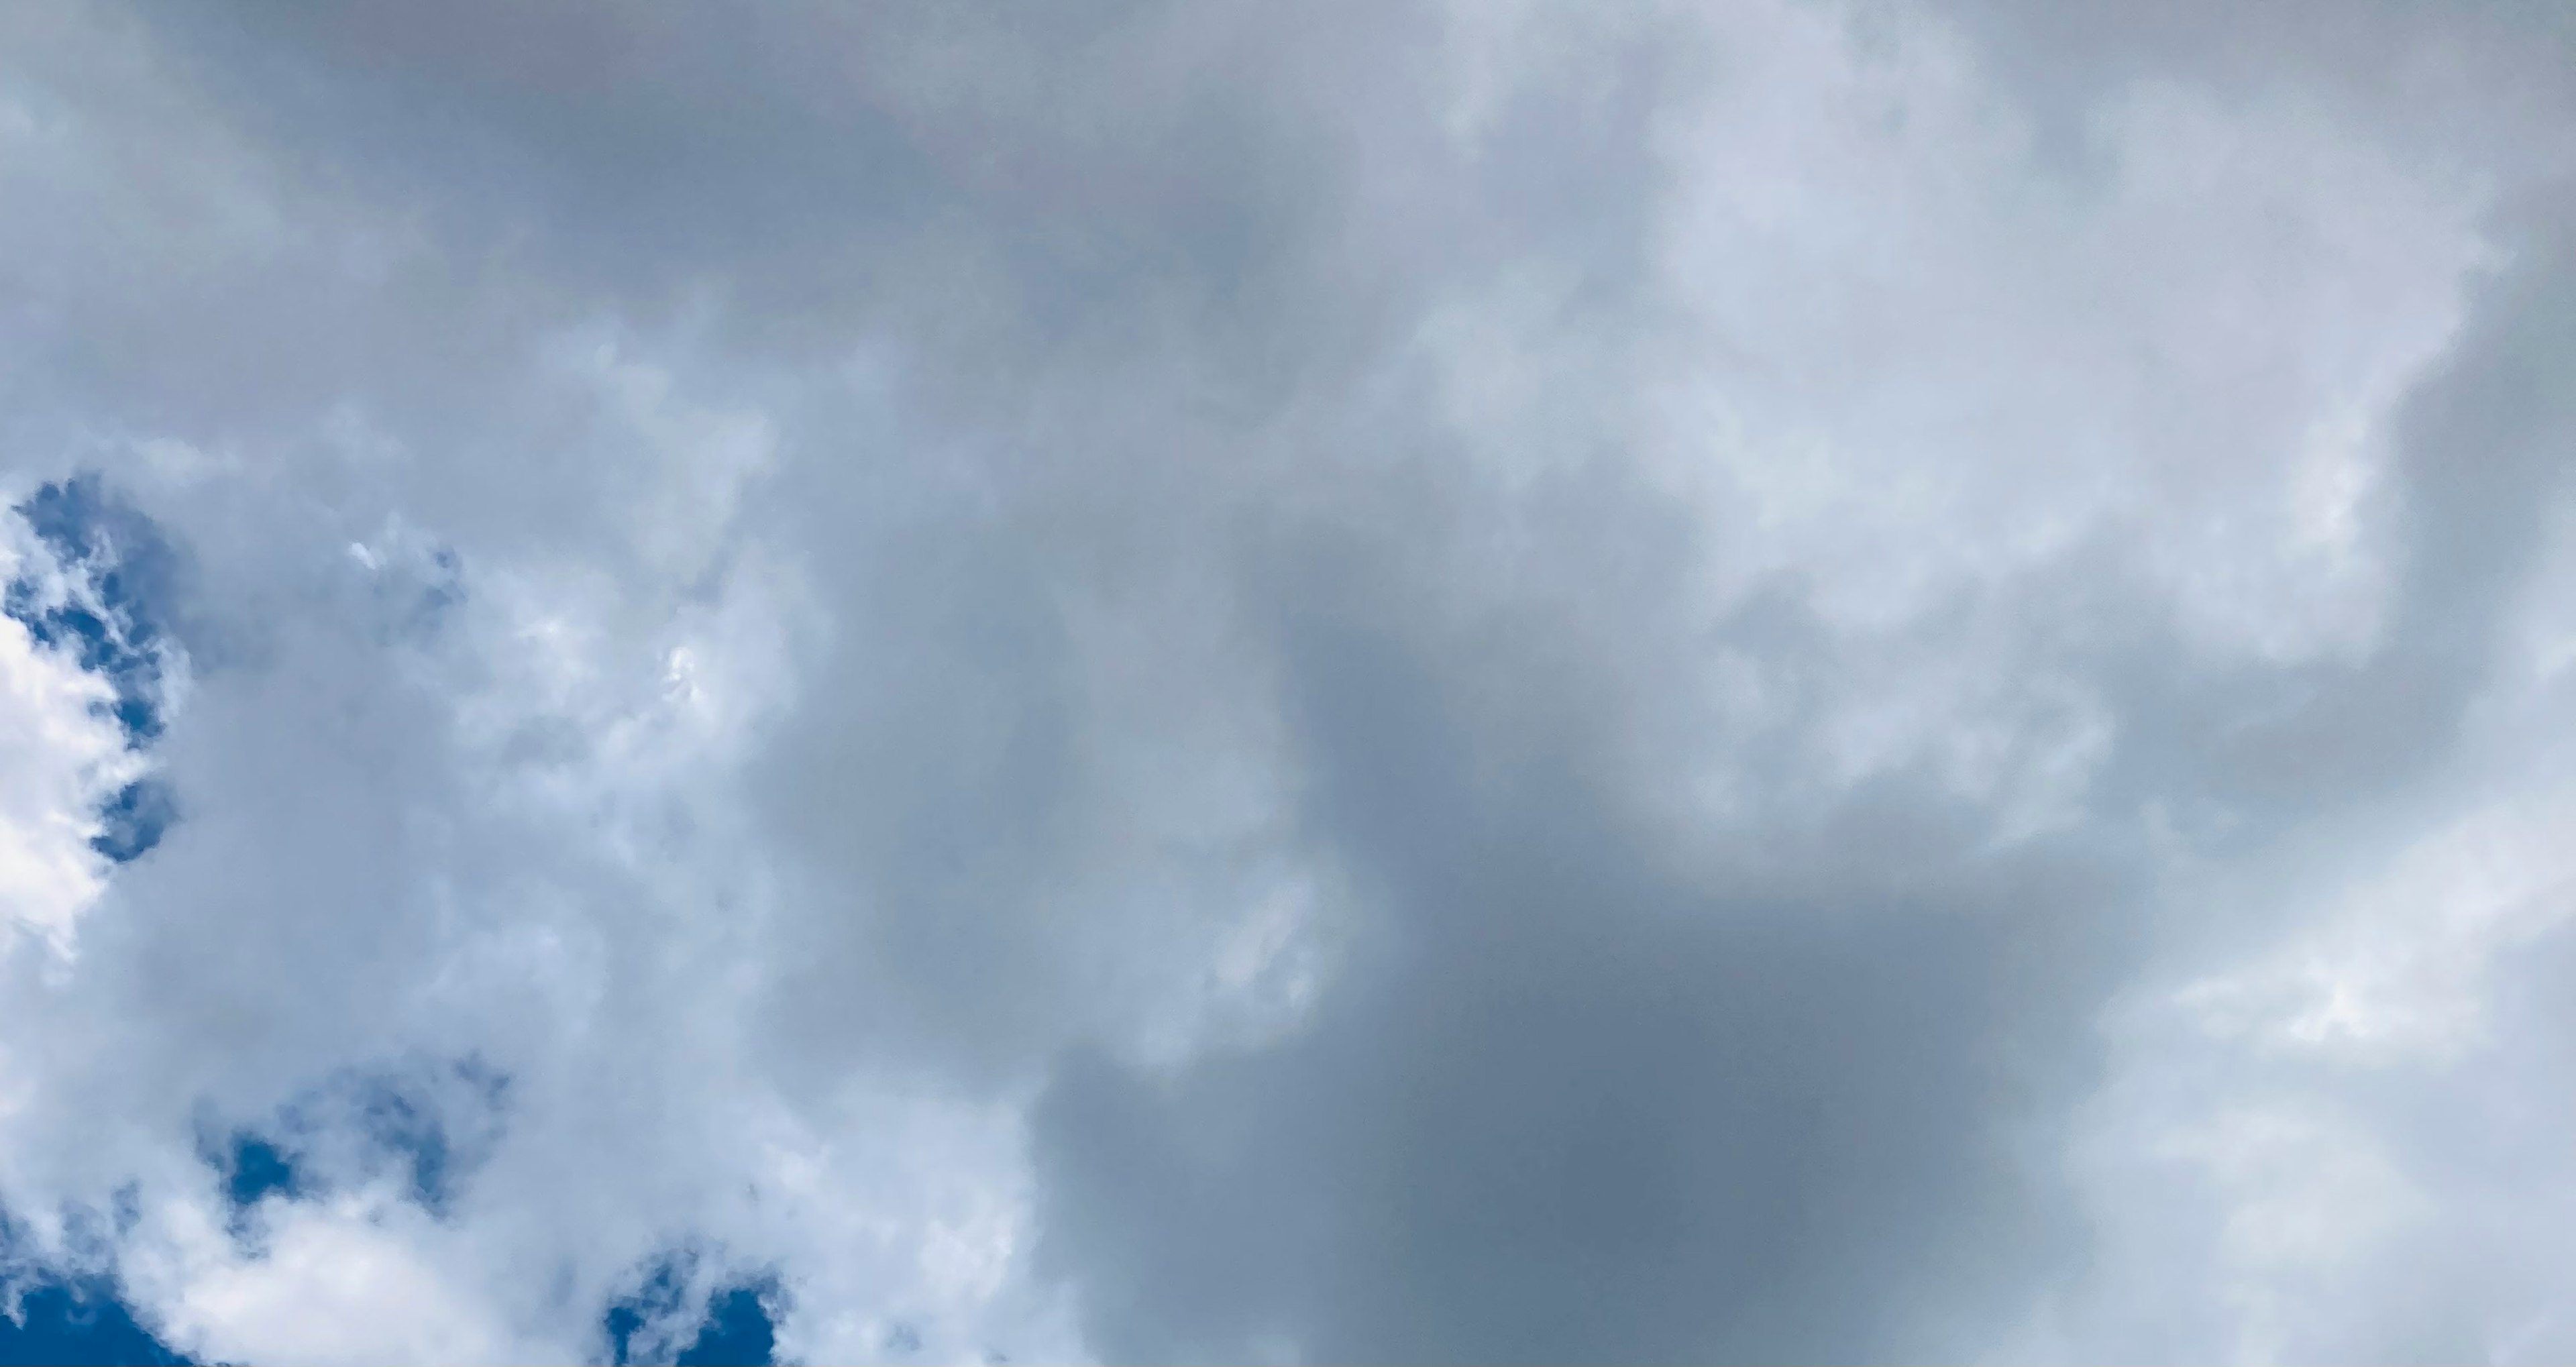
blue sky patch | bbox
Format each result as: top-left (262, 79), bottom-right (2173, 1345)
top-left (89, 781), bottom-right (178, 866)
top-left (348, 1080), bottom-right (461, 1216)
top-left (0, 1278), bottom-right (195, 1367)
top-left (0, 1208), bottom-right (194, 1367)
top-left (5, 474), bottom-right (186, 868)
top-left (604, 1254), bottom-right (781, 1367)
top-left (217, 1136), bottom-right (303, 1213)
top-left (5, 476), bottom-right (180, 751)
top-left (676, 1284), bottom-right (779, 1367)
top-left (199, 1058), bottom-right (508, 1227)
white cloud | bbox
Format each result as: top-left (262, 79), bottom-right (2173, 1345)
top-left (0, 0), bottom-right (2572, 1362)
top-left (126, 1190), bottom-right (543, 1367)
top-left (0, 506), bottom-right (158, 961)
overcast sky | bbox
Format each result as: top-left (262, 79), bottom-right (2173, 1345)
top-left (3, 2), bottom-right (2575, 1364)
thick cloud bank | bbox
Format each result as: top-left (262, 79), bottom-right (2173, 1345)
top-left (2, 1), bottom-right (2573, 1363)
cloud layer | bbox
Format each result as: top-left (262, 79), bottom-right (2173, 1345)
top-left (2, 1), bottom-right (2573, 1362)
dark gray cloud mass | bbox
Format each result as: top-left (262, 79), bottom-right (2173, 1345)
top-left (1035, 581), bottom-right (2137, 1363)
top-left (1, 1), bottom-right (2573, 1363)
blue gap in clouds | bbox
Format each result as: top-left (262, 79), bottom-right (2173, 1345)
top-left (0, 1209), bottom-right (196, 1367)
top-left (199, 1058), bottom-right (510, 1227)
top-left (605, 1256), bottom-right (781, 1367)
top-left (90, 781), bottom-right (179, 867)
top-left (0, 1279), bottom-right (195, 1367)
top-left (3, 474), bottom-right (183, 864)
top-left (361, 1088), bottom-right (455, 1214)
top-left (352, 1056), bottom-right (511, 1217)
top-left (83, 779), bottom-right (176, 865)
top-left (218, 1136), bottom-right (303, 1212)
top-left (680, 1284), bottom-right (780, 1367)
top-left (200, 1128), bottom-right (309, 1245)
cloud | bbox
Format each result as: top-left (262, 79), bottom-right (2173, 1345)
top-left (0, 476), bottom-right (178, 959)
top-left (0, 0), bottom-right (2571, 1363)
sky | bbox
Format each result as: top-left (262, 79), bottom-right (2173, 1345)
top-left (1, 1), bottom-right (2574, 1364)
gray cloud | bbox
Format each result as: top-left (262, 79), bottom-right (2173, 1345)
top-left (1036, 561), bottom-right (2141, 1362)
top-left (0, 1), bottom-right (2571, 1362)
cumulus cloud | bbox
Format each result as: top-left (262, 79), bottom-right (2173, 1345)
top-left (1, 0), bottom-right (2572, 1363)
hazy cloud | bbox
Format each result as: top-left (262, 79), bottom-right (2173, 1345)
top-left (1, 1), bottom-right (2572, 1363)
